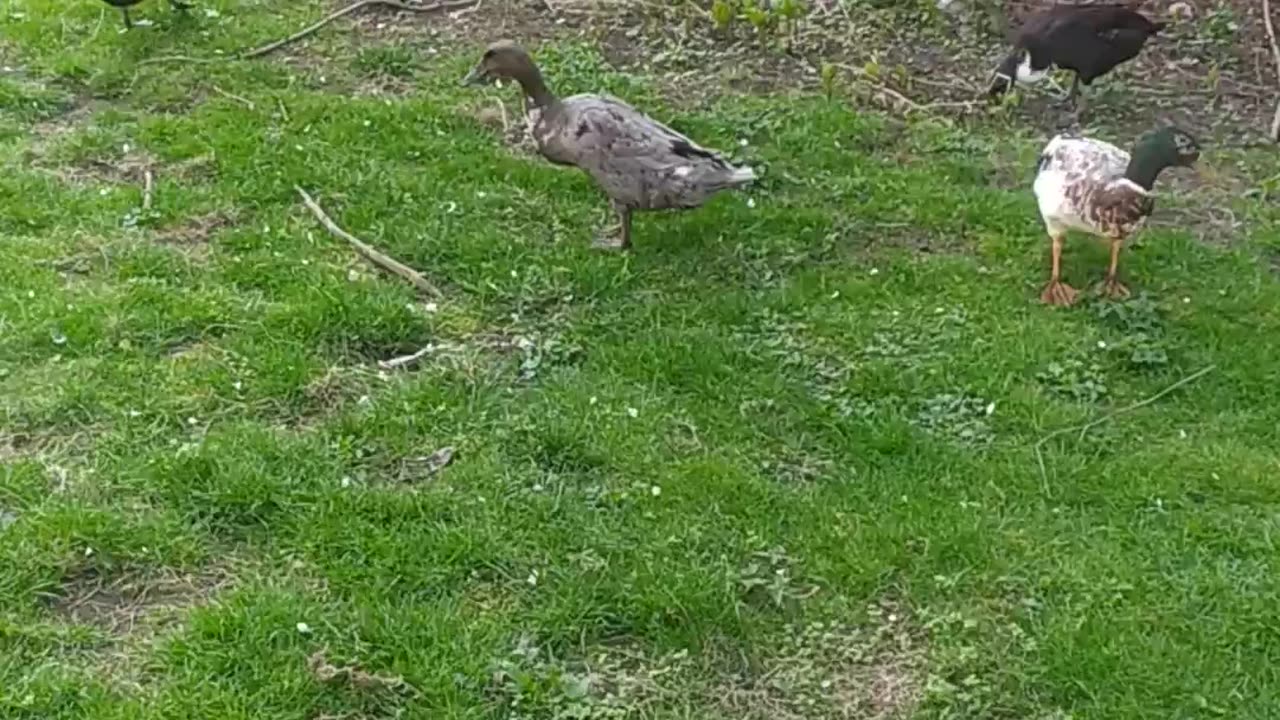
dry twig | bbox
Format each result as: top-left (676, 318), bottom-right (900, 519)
top-left (1033, 365), bottom-right (1217, 491)
top-left (379, 344), bottom-right (437, 370)
top-left (141, 168), bottom-right (154, 211)
top-left (295, 186), bottom-right (442, 297)
top-left (212, 84), bottom-right (255, 110)
top-left (242, 0), bottom-right (480, 59)
top-left (1264, 0), bottom-right (1280, 141)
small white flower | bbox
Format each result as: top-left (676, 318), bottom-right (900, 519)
top-left (589, 396), bottom-right (598, 405)
top-left (123, 143), bottom-right (131, 153)
top-left (203, 8), bottom-right (220, 17)
top-left (869, 268), bottom-right (879, 276)
top-left (187, 417), bottom-right (199, 426)
top-left (476, 191), bottom-right (487, 198)
top-left (626, 407), bottom-right (639, 418)
top-left (984, 402), bottom-right (996, 416)
top-left (423, 302), bottom-right (439, 313)
top-left (746, 197), bottom-right (756, 209)
top-left (232, 381), bottom-right (242, 391)
top-left (296, 622), bottom-right (312, 634)
top-left (363, 120), bottom-right (371, 127)
top-left (829, 291), bottom-right (840, 299)
top-left (1178, 429), bottom-right (1188, 439)
top-left (738, 138), bottom-right (749, 147)
top-left (1097, 340), bottom-right (1108, 349)
top-left (127, 409), bottom-right (142, 418)
top-left (84, 546), bottom-right (95, 556)
top-left (1182, 297), bottom-right (1191, 304)
top-left (26, 290), bottom-right (34, 298)
top-left (532, 484), bottom-right (544, 492)
top-left (526, 570), bottom-right (538, 586)
top-left (650, 485), bottom-right (661, 497)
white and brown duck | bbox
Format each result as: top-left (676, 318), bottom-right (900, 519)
top-left (1033, 126), bottom-right (1200, 306)
top-left (462, 41), bottom-right (756, 251)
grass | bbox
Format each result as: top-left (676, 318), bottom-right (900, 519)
top-left (3, 1), bottom-right (1280, 718)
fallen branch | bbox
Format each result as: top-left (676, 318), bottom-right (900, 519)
top-left (1033, 365), bottom-right (1217, 490)
top-left (137, 55), bottom-right (227, 66)
top-left (295, 186), bottom-right (442, 297)
top-left (1265, 0), bottom-right (1280, 142)
top-left (241, 0), bottom-right (480, 59)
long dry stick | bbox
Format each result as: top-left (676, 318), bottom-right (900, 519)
top-left (1032, 365), bottom-right (1217, 491)
top-left (212, 84), bottom-right (255, 110)
top-left (295, 186), bottom-right (442, 297)
top-left (1264, 0), bottom-right (1280, 141)
top-left (241, 0), bottom-right (479, 59)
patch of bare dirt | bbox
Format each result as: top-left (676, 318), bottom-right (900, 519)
top-left (46, 565), bottom-right (232, 639)
top-left (484, 598), bottom-right (926, 719)
top-left (154, 209), bottom-right (238, 259)
top-left (714, 601), bottom-right (925, 720)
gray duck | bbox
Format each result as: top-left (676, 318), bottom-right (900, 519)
top-left (101, 0), bottom-right (191, 29)
top-left (463, 41), bottom-right (756, 250)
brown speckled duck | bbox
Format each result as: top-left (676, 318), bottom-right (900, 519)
top-left (1033, 126), bottom-right (1200, 306)
top-left (462, 41), bottom-right (756, 250)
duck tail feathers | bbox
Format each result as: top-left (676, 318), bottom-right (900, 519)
top-left (728, 165), bottom-right (757, 185)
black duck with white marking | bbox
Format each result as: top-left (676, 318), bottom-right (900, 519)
top-left (988, 4), bottom-right (1164, 115)
top-left (100, 0), bottom-right (191, 29)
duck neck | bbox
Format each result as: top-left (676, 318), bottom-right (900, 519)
top-left (514, 65), bottom-right (556, 110)
top-left (1123, 141), bottom-right (1173, 192)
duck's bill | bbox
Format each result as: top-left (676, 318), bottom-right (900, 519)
top-left (461, 65), bottom-right (489, 87)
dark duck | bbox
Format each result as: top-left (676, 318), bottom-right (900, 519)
top-left (988, 3), bottom-right (1165, 116)
top-left (101, 0), bottom-right (191, 29)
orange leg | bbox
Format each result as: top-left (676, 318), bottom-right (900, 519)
top-left (1097, 237), bottom-right (1130, 300)
top-left (1040, 233), bottom-right (1078, 306)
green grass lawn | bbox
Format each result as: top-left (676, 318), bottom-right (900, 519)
top-left (3, 1), bottom-right (1280, 718)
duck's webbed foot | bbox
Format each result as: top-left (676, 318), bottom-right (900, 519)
top-left (1040, 280), bottom-right (1079, 307)
top-left (591, 204), bottom-right (632, 251)
top-left (1096, 277), bottom-right (1130, 300)
top-left (1096, 238), bottom-right (1128, 300)
top-left (120, 8), bottom-right (133, 29)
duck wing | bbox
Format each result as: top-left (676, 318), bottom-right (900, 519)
top-left (1038, 136), bottom-right (1129, 182)
top-left (1020, 7), bottom-right (1161, 79)
top-left (1085, 181), bottom-right (1155, 237)
top-left (559, 96), bottom-right (736, 168)
top-left (552, 95), bottom-right (752, 209)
